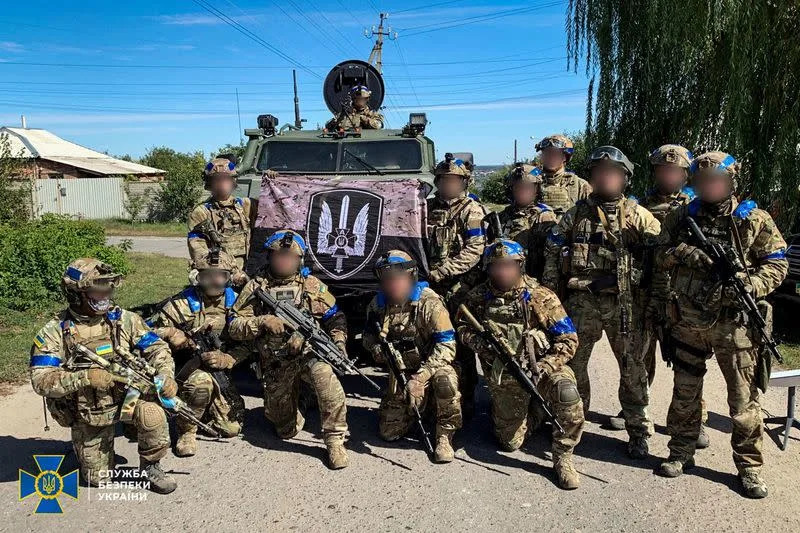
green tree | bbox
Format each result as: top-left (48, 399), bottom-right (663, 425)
top-left (140, 146), bottom-right (205, 222)
top-left (213, 143), bottom-right (246, 163)
top-left (567, 1), bottom-right (800, 230)
top-left (0, 133), bottom-right (31, 222)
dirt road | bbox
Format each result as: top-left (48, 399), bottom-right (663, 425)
top-left (1, 338), bottom-right (798, 532)
top-left (106, 236), bottom-right (189, 258)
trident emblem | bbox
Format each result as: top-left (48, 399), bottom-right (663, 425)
top-left (317, 194), bottom-right (370, 273)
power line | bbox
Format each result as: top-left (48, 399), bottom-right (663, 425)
top-left (283, 0), bottom-right (352, 57)
top-left (393, 40), bottom-right (420, 106)
top-left (0, 61), bottom-right (327, 70)
top-left (401, 1), bottom-right (564, 36)
top-left (393, 0), bottom-right (466, 14)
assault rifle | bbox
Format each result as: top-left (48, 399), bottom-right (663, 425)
top-left (377, 336), bottom-right (434, 456)
top-left (73, 344), bottom-right (221, 437)
top-left (253, 287), bottom-right (381, 391)
top-left (685, 216), bottom-right (783, 364)
top-left (458, 305), bottom-right (564, 434)
top-left (191, 219), bottom-right (224, 251)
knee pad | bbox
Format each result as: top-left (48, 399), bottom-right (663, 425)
top-left (433, 371), bottom-right (458, 400)
top-left (135, 401), bottom-right (166, 431)
top-left (556, 379), bottom-right (580, 406)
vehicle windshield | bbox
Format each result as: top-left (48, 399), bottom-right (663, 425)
top-left (257, 139), bottom-right (421, 172)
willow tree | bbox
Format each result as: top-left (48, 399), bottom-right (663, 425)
top-left (567, 1), bottom-right (800, 231)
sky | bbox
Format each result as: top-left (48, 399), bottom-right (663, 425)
top-left (0, 0), bottom-right (589, 164)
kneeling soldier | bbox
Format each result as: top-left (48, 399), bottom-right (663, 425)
top-left (229, 230), bottom-right (350, 469)
top-left (362, 251), bottom-right (462, 462)
top-left (457, 240), bottom-right (584, 489)
top-left (149, 250), bottom-right (246, 456)
top-left (30, 259), bottom-right (178, 493)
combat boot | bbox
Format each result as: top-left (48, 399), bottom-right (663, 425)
top-left (553, 454), bottom-right (580, 490)
top-left (175, 426), bottom-right (197, 457)
top-left (434, 432), bottom-right (455, 463)
top-left (141, 460), bottom-right (177, 494)
top-left (696, 425), bottom-right (710, 449)
top-left (657, 456), bottom-right (695, 478)
top-left (739, 468), bottom-right (768, 499)
top-left (627, 436), bottom-right (649, 459)
top-left (325, 437), bottom-right (349, 470)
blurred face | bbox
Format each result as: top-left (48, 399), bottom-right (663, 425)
top-left (380, 272), bottom-right (414, 305)
top-left (511, 181), bottom-right (538, 207)
top-left (590, 162), bottom-right (627, 199)
top-left (653, 165), bottom-right (687, 194)
top-left (198, 269), bottom-right (230, 297)
top-left (269, 249), bottom-right (301, 278)
top-left (209, 174), bottom-right (235, 200)
top-left (80, 286), bottom-right (114, 316)
top-left (437, 174), bottom-right (467, 201)
top-left (694, 171), bottom-right (733, 204)
top-left (353, 95), bottom-right (368, 111)
top-left (541, 147), bottom-right (567, 172)
top-left (488, 259), bottom-right (522, 293)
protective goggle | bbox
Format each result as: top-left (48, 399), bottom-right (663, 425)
top-left (536, 138), bottom-right (573, 153)
top-left (590, 146), bottom-right (627, 163)
top-left (374, 256), bottom-right (417, 278)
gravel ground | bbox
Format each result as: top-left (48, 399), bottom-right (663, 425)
top-left (1, 337), bottom-right (798, 532)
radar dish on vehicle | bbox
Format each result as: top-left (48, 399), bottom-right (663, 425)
top-left (323, 60), bottom-right (385, 114)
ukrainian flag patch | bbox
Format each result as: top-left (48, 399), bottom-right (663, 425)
top-left (95, 344), bottom-right (113, 356)
top-left (33, 335), bottom-right (46, 349)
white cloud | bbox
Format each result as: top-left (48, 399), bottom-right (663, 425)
top-left (0, 112), bottom-right (233, 126)
top-left (0, 41), bottom-right (24, 53)
top-left (155, 13), bottom-right (259, 26)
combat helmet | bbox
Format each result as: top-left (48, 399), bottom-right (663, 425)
top-left (649, 144), bottom-right (693, 169)
top-left (588, 145), bottom-right (635, 180)
top-left (482, 239), bottom-right (526, 270)
top-left (203, 157), bottom-right (237, 190)
top-left (349, 85), bottom-right (372, 99)
top-left (690, 151), bottom-right (741, 189)
top-left (264, 229), bottom-right (307, 257)
top-left (190, 250), bottom-right (236, 294)
top-left (434, 153), bottom-right (472, 185)
top-left (61, 258), bottom-right (122, 312)
top-left (535, 134), bottom-right (574, 161)
top-left (506, 163), bottom-right (543, 187)
top-left (374, 250), bottom-right (418, 280)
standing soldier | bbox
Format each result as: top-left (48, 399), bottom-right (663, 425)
top-left (29, 259), bottom-right (178, 493)
top-left (535, 134), bottom-right (592, 220)
top-left (543, 146), bottom-right (660, 459)
top-left (655, 152), bottom-right (787, 499)
top-left (187, 157), bottom-right (255, 287)
top-left (148, 250), bottom-right (245, 457)
top-left (426, 153), bottom-right (487, 415)
top-left (362, 251), bottom-right (462, 462)
top-left (498, 163), bottom-right (557, 279)
top-left (229, 230), bottom-right (350, 469)
top-left (325, 85), bottom-right (384, 130)
top-left (456, 239), bottom-right (584, 489)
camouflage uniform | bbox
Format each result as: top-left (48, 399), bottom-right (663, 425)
top-left (536, 134), bottom-right (591, 220)
top-left (543, 193), bottom-right (660, 443)
top-left (499, 166), bottom-right (557, 279)
top-left (29, 262), bottom-right (173, 487)
top-left (655, 152), bottom-right (787, 496)
top-left (326, 108), bottom-right (384, 130)
top-left (149, 283), bottom-right (245, 448)
top-left (229, 231), bottom-right (349, 467)
top-left (362, 282), bottom-right (462, 445)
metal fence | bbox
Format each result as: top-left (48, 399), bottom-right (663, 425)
top-left (30, 178), bottom-right (163, 220)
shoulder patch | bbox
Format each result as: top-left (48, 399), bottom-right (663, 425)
top-left (181, 286), bottom-right (202, 313)
top-left (733, 199), bottom-right (757, 220)
top-left (681, 185), bottom-right (696, 199)
top-left (224, 287), bottom-right (237, 308)
top-left (235, 197), bottom-right (244, 206)
top-left (536, 202), bottom-right (552, 211)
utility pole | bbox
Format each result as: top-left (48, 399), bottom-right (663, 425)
top-left (235, 88), bottom-right (243, 144)
top-left (293, 69), bottom-right (302, 130)
top-left (514, 139), bottom-right (518, 163)
top-left (364, 13), bottom-right (396, 74)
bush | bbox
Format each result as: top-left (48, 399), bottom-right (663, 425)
top-left (140, 146), bottom-right (205, 222)
top-left (0, 215), bottom-right (130, 310)
top-left (0, 132), bottom-right (31, 222)
top-left (478, 167), bottom-right (512, 205)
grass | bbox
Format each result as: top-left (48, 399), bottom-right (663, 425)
top-left (778, 343), bottom-right (800, 371)
top-left (0, 252), bottom-right (187, 384)
top-left (98, 218), bottom-right (186, 237)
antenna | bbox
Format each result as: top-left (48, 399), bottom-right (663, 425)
top-left (293, 69), bottom-right (302, 130)
top-left (235, 88), bottom-right (243, 144)
top-left (514, 139), bottom-right (518, 163)
top-left (365, 13), bottom-right (396, 74)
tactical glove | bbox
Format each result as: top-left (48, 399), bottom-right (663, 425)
top-left (158, 375), bottom-right (179, 399)
top-left (335, 341), bottom-right (349, 361)
top-left (261, 315), bottom-right (286, 336)
top-left (370, 345), bottom-right (385, 364)
top-left (405, 377), bottom-right (426, 410)
top-left (537, 357), bottom-right (560, 378)
top-left (428, 269), bottom-right (444, 284)
top-left (201, 349), bottom-right (235, 370)
top-left (86, 368), bottom-right (115, 391)
top-left (672, 242), bottom-right (714, 270)
top-left (159, 327), bottom-right (193, 351)
top-left (723, 272), bottom-right (753, 305)
top-left (286, 331), bottom-right (305, 357)
top-left (231, 269), bottom-right (250, 288)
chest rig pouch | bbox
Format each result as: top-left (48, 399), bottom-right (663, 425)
top-left (383, 304), bottom-right (422, 371)
top-left (258, 282), bottom-right (306, 363)
top-left (209, 200), bottom-right (250, 258)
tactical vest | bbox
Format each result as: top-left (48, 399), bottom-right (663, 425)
top-left (253, 276), bottom-right (310, 358)
top-left (177, 286), bottom-right (237, 334)
top-left (375, 284), bottom-right (429, 371)
top-left (540, 171), bottom-right (581, 218)
top-left (640, 187), bottom-right (694, 223)
top-left (427, 196), bottom-right (473, 268)
top-left (205, 198), bottom-right (250, 258)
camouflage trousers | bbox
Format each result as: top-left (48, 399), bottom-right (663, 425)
top-left (481, 359), bottom-right (583, 458)
top-left (566, 292), bottom-right (653, 439)
top-left (178, 369), bottom-right (241, 438)
top-left (262, 358), bottom-right (347, 443)
top-left (379, 366), bottom-right (462, 441)
top-left (72, 400), bottom-right (169, 485)
top-left (666, 319), bottom-right (763, 471)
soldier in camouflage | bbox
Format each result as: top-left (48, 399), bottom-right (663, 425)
top-left (535, 134), bottom-right (592, 220)
top-left (426, 153), bottom-right (487, 416)
top-left (362, 251), bottom-right (462, 463)
top-left (229, 230), bottom-right (350, 469)
top-left (29, 259), bottom-right (178, 493)
top-left (187, 157), bottom-right (256, 286)
top-left (325, 85), bottom-right (384, 130)
top-left (543, 146), bottom-right (660, 459)
top-left (498, 163), bottom-right (557, 279)
top-left (148, 250), bottom-right (246, 457)
top-left (655, 151), bottom-right (787, 499)
top-left (456, 239), bottom-right (584, 489)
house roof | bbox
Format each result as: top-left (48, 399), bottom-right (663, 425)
top-left (0, 126), bottom-right (165, 176)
